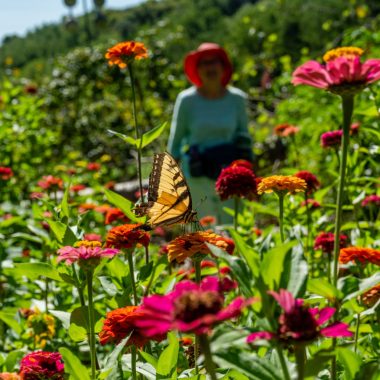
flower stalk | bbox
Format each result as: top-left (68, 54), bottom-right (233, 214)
top-left (128, 63), bottom-right (144, 202)
top-left (278, 193), bottom-right (285, 243)
top-left (86, 270), bottom-right (97, 380)
top-left (332, 95), bottom-right (354, 286)
top-left (199, 334), bottom-right (217, 380)
top-left (127, 251), bottom-right (138, 305)
top-left (234, 196), bottom-right (239, 230)
top-left (295, 345), bottom-right (306, 380)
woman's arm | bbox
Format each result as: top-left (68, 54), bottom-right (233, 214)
top-left (167, 94), bottom-right (188, 160)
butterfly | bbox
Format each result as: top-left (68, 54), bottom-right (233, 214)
top-left (135, 152), bottom-right (197, 228)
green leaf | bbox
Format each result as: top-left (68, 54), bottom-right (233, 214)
top-left (156, 331), bottom-right (179, 376)
top-left (229, 230), bottom-right (260, 277)
top-left (308, 278), bottom-right (341, 300)
top-left (260, 241), bottom-right (296, 289)
top-left (4, 350), bottom-right (24, 372)
top-left (139, 351), bottom-right (158, 368)
top-left (0, 311), bottom-right (21, 334)
top-left (60, 183), bottom-right (71, 219)
top-left (336, 348), bottom-right (361, 380)
top-left (342, 272), bottom-right (380, 301)
top-left (4, 262), bottom-right (62, 281)
top-left (304, 350), bottom-right (335, 378)
top-left (108, 129), bottom-right (138, 147)
top-left (11, 232), bottom-right (43, 244)
top-left (281, 246), bottom-right (308, 298)
top-left (59, 347), bottom-right (91, 380)
top-left (48, 220), bottom-right (67, 242)
top-left (207, 243), bottom-right (253, 297)
top-left (102, 334), bottom-right (132, 379)
top-left (141, 122), bottom-right (167, 148)
top-left (214, 350), bottom-right (283, 380)
top-left (49, 310), bottom-right (71, 329)
top-left (104, 188), bottom-right (145, 223)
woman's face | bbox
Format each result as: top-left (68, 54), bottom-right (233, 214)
top-left (197, 53), bottom-right (224, 86)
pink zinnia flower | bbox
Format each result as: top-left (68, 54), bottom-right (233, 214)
top-left (19, 351), bottom-right (64, 380)
top-left (361, 194), bottom-right (380, 208)
top-left (292, 47), bottom-right (380, 95)
top-left (247, 289), bottom-right (352, 344)
top-left (301, 199), bottom-right (321, 209)
top-left (83, 233), bottom-right (102, 242)
top-left (136, 276), bottom-right (252, 336)
top-left (57, 241), bottom-right (119, 269)
top-left (321, 130), bottom-right (342, 148)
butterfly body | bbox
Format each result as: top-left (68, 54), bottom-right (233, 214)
top-left (135, 152), bottom-right (197, 228)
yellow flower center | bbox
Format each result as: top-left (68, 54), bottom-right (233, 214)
top-left (74, 240), bottom-right (102, 248)
top-left (323, 47), bottom-right (363, 62)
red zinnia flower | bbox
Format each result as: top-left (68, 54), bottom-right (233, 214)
top-left (86, 162), bottom-right (101, 171)
top-left (19, 351), bottom-right (64, 380)
top-left (99, 305), bottom-right (165, 347)
top-left (301, 199), bottom-right (321, 209)
top-left (136, 276), bottom-right (252, 336)
top-left (0, 166), bottom-right (13, 180)
top-left (104, 208), bottom-right (129, 225)
top-left (106, 223), bottom-right (150, 249)
top-left (294, 171), bottom-right (320, 194)
top-left (37, 176), bottom-right (63, 191)
top-left (274, 123), bottom-right (299, 137)
top-left (199, 215), bottom-right (216, 227)
top-left (350, 122), bottom-right (360, 135)
top-left (314, 232), bottom-right (347, 255)
top-left (229, 159), bottom-right (253, 170)
top-left (216, 165), bottom-right (257, 201)
top-left (70, 184), bottom-right (86, 193)
top-left (321, 130), bottom-right (342, 148)
top-left (339, 247), bottom-right (380, 266)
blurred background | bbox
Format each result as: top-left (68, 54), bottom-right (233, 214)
top-left (1, 0), bottom-right (380, 196)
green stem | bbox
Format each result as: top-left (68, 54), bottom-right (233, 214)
top-left (332, 95), bottom-right (354, 287)
top-left (295, 346), bottom-right (306, 380)
top-left (86, 271), bottom-right (97, 380)
top-left (128, 63), bottom-right (144, 202)
top-left (199, 334), bottom-right (217, 380)
top-left (127, 252), bottom-right (138, 305)
top-left (276, 346), bottom-right (291, 380)
top-left (234, 197), bottom-right (239, 231)
top-left (354, 313), bottom-right (360, 353)
top-left (304, 192), bottom-right (312, 267)
top-left (144, 245), bottom-right (149, 265)
top-left (194, 260), bottom-right (201, 284)
top-left (278, 194), bottom-right (285, 243)
top-left (327, 253), bottom-right (332, 283)
top-left (131, 345), bottom-right (137, 380)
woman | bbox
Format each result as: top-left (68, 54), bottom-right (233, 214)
top-left (167, 42), bottom-right (252, 224)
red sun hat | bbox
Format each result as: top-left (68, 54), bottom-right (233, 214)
top-left (184, 42), bottom-right (233, 87)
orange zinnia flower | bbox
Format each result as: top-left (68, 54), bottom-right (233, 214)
top-left (106, 223), bottom-right (150, 249)
top-left (167, 231), bottom-right (234, 263)
top-left (257, 175), bottom-right (307, 195)
top-left (339, 247), bottom-right (380, 266)
top-left (99, 306), bottom-right (164, 347)
top-left (105, 41), bottom-right (148, 68)
top-left (274, 123), bottom-right (300, 137)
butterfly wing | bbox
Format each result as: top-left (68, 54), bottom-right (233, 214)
top-left (136, 152), bottom-right (196, 227)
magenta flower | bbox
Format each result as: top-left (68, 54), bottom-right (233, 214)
top-left (57, 240), bottom-right (119, 269)
top-left (321, 130), bottom-right (342, 148)
top-left (361, 194), bottom-right (380, 208)
top-left (292, 47), bottom-right (380, 95)
top-left (19, 351), bottom-right (64, 380)
top-left (314, 232), bottom-right (348, 255)
top-left (247, 289), bottom-right (352, 345)
top-left (136, 276), bottom-right (252, 336)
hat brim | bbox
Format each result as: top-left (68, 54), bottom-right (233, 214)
top-left (184, 47), bottom-right (233, 87)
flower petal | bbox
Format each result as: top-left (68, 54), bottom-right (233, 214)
top-left (320, 322), bottom-right (353, 338)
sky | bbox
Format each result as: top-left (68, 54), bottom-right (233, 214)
top-left (0, 0), bottom-right (143, 42)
